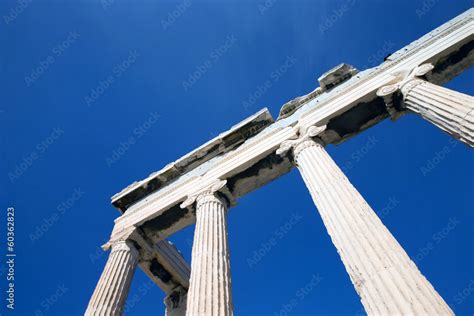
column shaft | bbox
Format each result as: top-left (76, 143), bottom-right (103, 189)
top-left (186, 193), bottom-right (233, 316)
top-left (295, 140), bottom-right (453, 315)
top-left (401, 78), bottom-right (474, 147)
top-left (85, 240), bottom-right (139, 316)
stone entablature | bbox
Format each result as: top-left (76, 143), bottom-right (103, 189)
top-left (111, 8), bottom-right (473, 244)
top-left (86, 9), bottom-right (473, 316)
top-left (111, 108), bottom-right (273, 212)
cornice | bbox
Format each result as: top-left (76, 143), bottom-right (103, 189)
top-left (111, 8), bottom-right (473, 248)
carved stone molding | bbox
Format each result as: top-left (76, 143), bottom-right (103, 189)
top-left (377, 62), bottom-right (474, 147)
top-left (180, 179), bottom-right (235, 210)
top-left (377, 63), bottom-right (435, 119)
top-left (377, 63), bottom-right (434, 97)
top-left (277, 124), bottom-right (326, 162)
top-left (111, 10), bottom-right (473, 244)
top-left (102, 226), bottom-right (138, 251)
top-left (110, 240), bottom-right (139, 256)
top-left (92, 10), bottom-right (472, 302)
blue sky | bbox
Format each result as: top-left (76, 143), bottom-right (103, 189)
top-left (1, 0), bottom-right (473, 315)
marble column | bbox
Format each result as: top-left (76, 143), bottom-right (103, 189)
top-left (278, 126), bottom-right (454, 315)
top-left (378, 63), bottom-right (474, 147)
top-left (165, 287), bottom-right (187, 316)
top-left (85, 240), bottom-right (139, 316)
top-left (184, 182), bottom-right (233, 316)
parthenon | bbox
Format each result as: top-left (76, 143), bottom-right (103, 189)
top-left (85, 8), bottom-right (473, 316)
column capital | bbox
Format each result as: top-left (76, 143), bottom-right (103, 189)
top-left (180, 179), bottom-right (234, 209)
top-left (377, 63), bottom-right (434, 97)
top-left (276, 124), bottom-right (326, 161)
top-left (86, 233), bottom-right (140, 316)
top-left (109, 239), bottom-right (139, 257)
top-left (376, 63), bottom-right (434, 119)
top-left (101, 226), bottom-right (156, 261)
top-left (102, 226), bottom-right (138, 250)
top-left (378, 62), bottom-right (473, 147)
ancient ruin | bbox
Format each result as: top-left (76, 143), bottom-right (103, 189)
top-left (86, 9), bottom-right (473, 315)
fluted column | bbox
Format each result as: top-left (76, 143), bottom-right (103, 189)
top-left (378, 63), bottom-right (474, 147)
top-left (182, 180), bottom-right (233, 316)
top-left (85, 240), bottom-right (139, 316)
top-left (278, 125), bottom-right (454, 315)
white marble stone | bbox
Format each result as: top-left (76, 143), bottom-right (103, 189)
top-left (110, 9), bottom-right (474, 239)
top-left (403, 79), bottom-right (473, 147)
top-left (85, 240), bottom-right (139, 316)
top-left (279, 125), bottom-right (454, 315)
top-left (185, 182), bottom-right (233, 316)
top-left (378, 63), bottom-right (474, 147)
top-left (89, 9), bottom-right (473, 315)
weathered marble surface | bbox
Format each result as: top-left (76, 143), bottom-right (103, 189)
top-left (91, 8), bottom-right (473, 303)
top-left (185, 182), bottom-right (233, 316)
top-left (111, 9), bottom-right (473, 249)
top-left (279, 125), bottom-right (454, 315)
top-left (378, 63), bottom-right (474, 147)
top-left (85, 240), bottom-right (139, 316)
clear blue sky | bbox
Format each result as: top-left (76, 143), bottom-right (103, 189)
top-left (1, 0), bottom-right (473, 315)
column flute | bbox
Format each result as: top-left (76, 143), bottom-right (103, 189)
top-left (378, 63), bottom-right (474, 147)
top-left (277, 125), bottom-right (454, 315)
top-left (85, 239), bottom-right (139, 316)
top-left (181, 180), bottom-right (234, 316)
